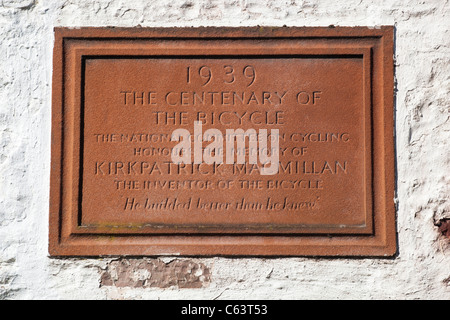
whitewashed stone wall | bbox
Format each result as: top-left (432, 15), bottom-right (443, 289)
top-left (0, 0), bottom-right (448, 299)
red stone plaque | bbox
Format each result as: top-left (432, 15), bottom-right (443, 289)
top-left (49, 27), bottom-right (396, 256)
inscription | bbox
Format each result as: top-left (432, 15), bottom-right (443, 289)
top-left (94, 161), bottom-right (347, 176)
top-left (122, 197), bottom-right (320, 212)
top-left (186, 65), bottom-right (257, 86)
top-left (119, 90), bottom-right (323, 107)
top-left (81, 56), bottom-right (366, 232)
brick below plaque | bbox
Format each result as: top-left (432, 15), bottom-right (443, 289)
top-left (49, 27), bottom-right (396, 256)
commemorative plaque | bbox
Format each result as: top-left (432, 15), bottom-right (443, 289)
top-left (49, 27), bottom-right (396, 256)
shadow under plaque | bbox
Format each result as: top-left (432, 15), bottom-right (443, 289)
top-left (49, 27), bottom-right (396, 257)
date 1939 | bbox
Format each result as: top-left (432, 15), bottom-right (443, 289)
top-left (186, 65), bottom-right (257, 87)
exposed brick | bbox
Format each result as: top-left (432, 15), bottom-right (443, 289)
top-left (99, 258), bottom-right (211, 289)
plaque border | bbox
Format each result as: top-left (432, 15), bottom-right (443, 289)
top-left (72, 46), bottom-right (373, 235)
top-left (49, 27), bottom-right (396, 257)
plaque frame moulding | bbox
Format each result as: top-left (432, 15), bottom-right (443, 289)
top-left (49, 27), bottom-right (396, 257)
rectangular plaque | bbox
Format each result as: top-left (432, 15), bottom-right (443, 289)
top-left (49, 27), bottom-right (396, 256)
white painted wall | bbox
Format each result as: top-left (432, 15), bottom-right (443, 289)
top-left (0, 0), bottom-right (449, 299)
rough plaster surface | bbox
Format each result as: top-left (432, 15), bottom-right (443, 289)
top-left (0, 0), bottom-right (449, 300)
